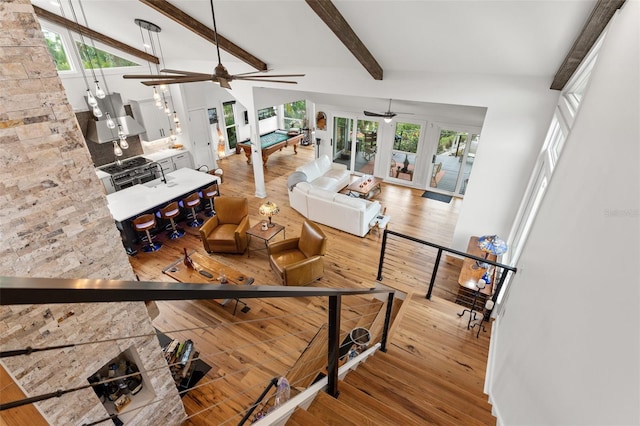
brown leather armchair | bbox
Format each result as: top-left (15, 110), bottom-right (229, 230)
top-left (199, 196), bottom-right (250, 254)
top-left (268, 220), bottom-right (327, 286)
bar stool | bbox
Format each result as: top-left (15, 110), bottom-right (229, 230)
top-left (180, 192), bottom-right (203, 227)
top-left (132, 213), bottom-right (162, 252)
top-left (199, 183), bottom-right (219, 217)
top-left (158, 201), bottom-right (184, 239)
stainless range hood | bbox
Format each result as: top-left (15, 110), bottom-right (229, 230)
top-left (86, 93), bottom-right (146, 143)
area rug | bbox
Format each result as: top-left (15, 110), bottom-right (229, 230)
top-left (422, 191), bottom-right (452, 203)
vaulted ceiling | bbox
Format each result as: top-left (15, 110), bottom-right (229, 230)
top-left (33, 0), bottom-right (621, 92)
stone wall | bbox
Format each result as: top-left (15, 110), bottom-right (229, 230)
top-left (0, 1), bottom-right (185, 424)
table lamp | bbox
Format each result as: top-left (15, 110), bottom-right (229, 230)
top-left (258, 201), bottom-right (280, 227)
top-left (475, 234), bottom-right (508, 269)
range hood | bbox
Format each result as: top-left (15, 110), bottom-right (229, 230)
top-left (85, 93), bottom-right (146, 144)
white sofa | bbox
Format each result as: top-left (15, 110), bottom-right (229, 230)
top-left (289, 183), bottom-right (381, 237)
top-left (295, 155), bottom-right (350, 192)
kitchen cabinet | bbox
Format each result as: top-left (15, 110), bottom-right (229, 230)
top-left (157, 157), bottom-right (174, 174)
top-left (171, 152), bottom-right (192, 170)
top-left (131, 98), bottom-right (173, 142)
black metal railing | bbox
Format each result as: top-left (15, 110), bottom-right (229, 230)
top-left (0, 276), bottom-right (394, 416)
top-left (377, 229), bottom-right (517, 319)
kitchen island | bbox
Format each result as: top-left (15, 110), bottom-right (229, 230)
top-left (106, 168), bottom-right (219, 254)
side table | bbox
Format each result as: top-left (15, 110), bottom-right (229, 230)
top-left (246, 222), bottom-right (285, 257)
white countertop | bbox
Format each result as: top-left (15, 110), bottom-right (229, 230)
top-left (105, 168), bottom-right (218, 222)
top-left (143, 149), bottom-right (186, 162)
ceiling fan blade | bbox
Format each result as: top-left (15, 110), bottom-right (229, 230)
top-left (218, 77), bottom-right (232, 89)
top-left (234, 74), bottom-right (305, 79)
top-left (140, 76), bottom-right (214, 86)
top-left (123, 74), bottom-right (178, 79)
top-left (160, 68), bottom-right (210, 76)
top-left (364, 111), bottom-right (386, 117)
top-left (235, 78), bottom-right (298, 84)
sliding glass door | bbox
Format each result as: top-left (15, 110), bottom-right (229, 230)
top-left (430, 126), bottom-right (480, 196)
top-left (333, 116), bottom-right (379, 174)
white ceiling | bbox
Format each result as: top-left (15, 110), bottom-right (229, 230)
top-left (35, 0), bottom-right (596, 79)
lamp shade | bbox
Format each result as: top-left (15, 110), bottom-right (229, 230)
top-left (477, 235), bottom-right (508, 256)
top-left (259, 201), bottom-right (279, 226)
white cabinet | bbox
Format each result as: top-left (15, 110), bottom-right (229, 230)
top-left (157, 157), bottom-right (174, 174)
top-left (171, 152), bottom-right (192, 170)
top-left (131, 98), bottom-right (173, 142)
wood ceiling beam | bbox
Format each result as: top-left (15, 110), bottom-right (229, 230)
top-left (139, 0), bottom-right (267, 71)
top-left (550, 0), bottom-right (626, 90)
top-left (33, 5), bottom-right (159, 65)
top-left (305, 0), bottom-right (383, 80)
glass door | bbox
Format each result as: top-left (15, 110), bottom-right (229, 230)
top-left (222, 101), bottom-right (237, 153)
top-left (333, 116), bottom-right (379, 174)
top-left (332, 116), bottom-right (353, 170)
top-left (430, 127), bottom-right (480, 196)
top-left (388, 122), bottom-right (422, 183)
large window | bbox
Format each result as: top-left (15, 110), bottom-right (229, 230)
top-left (41, 27), bottom-right (139, 71)
top-left (75, 42), bottom-right (139, 69)
top-left (42, 29), bottom-right (71, 71)
top-left (283, 100), bottom-right (306, 129)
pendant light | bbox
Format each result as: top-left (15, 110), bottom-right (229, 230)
top-left (94, 80), bottom-right (106, 99)
top-left (113, 141), bottom-right (123, 157)
top-left (105, 113), bottom-right (116, 129)
top-left (136, 18), bottom-right (182, 140)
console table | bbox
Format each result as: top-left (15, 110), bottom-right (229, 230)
top-left (456, 236), bottom-right (496, 308)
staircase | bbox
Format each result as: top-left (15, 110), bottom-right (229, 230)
top-left (285, 294), bottom-right (495, 425)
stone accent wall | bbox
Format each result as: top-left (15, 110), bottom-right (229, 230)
top-left (0, 2), bottom-right (185, 424)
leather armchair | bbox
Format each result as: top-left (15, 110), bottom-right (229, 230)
top-left (268, 220), bottom-right (327, 286)
top-left (199, 196), bottom-right (250, 254)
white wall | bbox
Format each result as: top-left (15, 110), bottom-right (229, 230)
top-left (488, 2), bottom-right (639, 424)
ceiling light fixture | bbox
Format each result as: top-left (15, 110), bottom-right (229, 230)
top-left (136, 18), bottom-right (182, 139)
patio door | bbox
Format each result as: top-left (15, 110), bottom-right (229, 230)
top-left (332, 115), bottom-right (379, 174)
top-left (429, 126), bottom-right (481, 196)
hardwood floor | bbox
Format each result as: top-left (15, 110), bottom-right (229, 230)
top-left (128, 145), bottom-right (493, 425)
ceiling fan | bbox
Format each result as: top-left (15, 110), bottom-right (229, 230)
top-left (364, 99), bottom-right (411, 122)
top-left (123, 0), bottom-right (304, 89)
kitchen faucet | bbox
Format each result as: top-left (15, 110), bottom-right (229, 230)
top-left (149, 162), bottom-right (167, 184)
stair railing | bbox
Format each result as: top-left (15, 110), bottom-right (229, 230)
top-left (0, 276), bottom-right (394, 416)
top-left (377, 229), bottom-right (517, 319)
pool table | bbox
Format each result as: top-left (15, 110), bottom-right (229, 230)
top-left (237, 131), bottom-right (304, 167)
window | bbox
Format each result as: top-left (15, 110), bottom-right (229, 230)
top-left (42, 29), bottom-right (72, 71)
top-left (223, 101), bottom-right (237, 150)
top-left (75, 42), bottom-right (139, 69)
top-left (257, 107), bottom-right (276, 120)
top-left (283, 100), bottom-right (306, 129)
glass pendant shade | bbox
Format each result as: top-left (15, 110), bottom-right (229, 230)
top-left (113, 141), bottom-right (123, 157)
top-left (105, 113), bottom-right (116, 129)
top-left (94, 81), bottom-right (106, 99)
top-left (152, 86), bottom-right (161, 101)
top-left (155, 99), bottom-right (163, 109)
top-left (173, 111), bottom-right (179, 123)
top-left (160, 84), bottom-right (168, 93)
top-left (384, 117), bottom-right (392, 124)
top-left (169, 128), bottom-right (177, 142)
top-left (164, 102), bottom-right (170, 115)
top-left (119, 138), bottom-right (129, 149)
top-left (116, 158), bottom-right (122, 166)
top-left (175, 121), bottom-right (182, 134)
top-left (92, 106), bottom-right (103, 118)
top-left (86, 90), bottom-right (98, 107)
